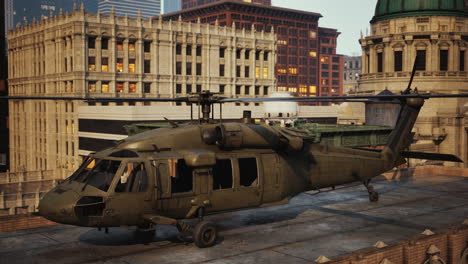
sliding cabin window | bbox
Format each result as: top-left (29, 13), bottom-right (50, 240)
top-left (212, 159), bottom-right (233, 190)
top-left (239, 158), bottom-right (258, 187)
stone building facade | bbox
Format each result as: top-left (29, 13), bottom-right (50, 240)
top-left (359, 0), bottom-right (468, 167)
top-left (7, 5), bottom-right (276, 177)
top-left (343, 55), bottom-right (361, 93)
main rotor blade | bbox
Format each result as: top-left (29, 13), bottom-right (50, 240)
top-left (0, 96), bottom-right (189, 102)
top-left (219, 94), bottom-right (468, 103)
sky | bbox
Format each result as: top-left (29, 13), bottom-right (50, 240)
top-left (273, 0), bottom-right (378, 56)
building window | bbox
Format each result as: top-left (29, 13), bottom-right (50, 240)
top-left (101, 82), bottom-right (110, 93)
top-left (244, 86), bottom-right (250, 95)
top-left (196, 85), bottom-right (202, 93)
top-left (377, 52), bottom-right (383, 72)
top-left (186, 84), bottom-right (192, 94)
top-left (88, 36), bottom-right (96, 49)
top-left (128, 40), bottom-right (136, 52)
top-left (196, 46), bottom-right (202, 56)
top-left (264, 86), bottom-right (269, 95)
top-left (186, 63), bottom-right (192, 75)
top-left (220, 47), bottom-right (226, 58)
top-left (415, 50), bottom-right (426, 71)
top-left (235, 85), bottom-right (241, 95)
top-left (144, 83), bottom-right (151, 93)
top-left (245, 50), bottom-right (250, 60)
top-left (176, 44), bottom-right (182, 55)
top-left (129, 59), bottom-right (136, 73)
top-left (439, 50), bottom-right (448, 71)
top-left (245, 66), bottom-right (250, 78)
top-left (263, 68), bottom-right (268, 79)
top-left (220, 64), bottom-right (225, 77)
top-left (255, 67), bottom-right (261, 78)
top-left (144, 60), bottom-right (151, 73)
top-left (264, 51), bottom-right (269, 61)
top-left (88, 57), bottom-right (96, 71)
top-left (117, 39), bottom-right (124, 51)
top-left (88, 81), bottom-right (96, 92)
top-left (117, 58), bottom-right (124, 72)
top-left (394, 51), bottom-right (403, 72)
top-left (101, 38), bottom-right (109, 50)
top-left (219, 85), bottom-right (225, 94)
top-left (236, 49), bottom-right (242, 59)
top-left (461, 51), bottom-right (465, 71)
top-left (116, 82), bottom-right (124, 93)
top-left (176, 84), bottom-right (182, 94)
top-left (255, 50), bottom-right (261, 60)
top-left (236, 66), bottom-right (241, 77)
top-left (102, 57), bottom-right (109, 72)
top-left (129, 83), bottom-right (137, 93)
top-left (186, 45), bottom-right (192, 56)
top-left (196, 63), bottom-right (202, 76)
top-left (255, 86), bottom-right (260, 95)
top-left (144, 41), bottom-right (151, 53)
top-left (176, 62), bottom-right (182, 75)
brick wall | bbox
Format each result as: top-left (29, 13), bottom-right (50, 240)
top-left (0, 214), bottom-right (57, 232)
top-left (325, 225), bottom-right (468, 264)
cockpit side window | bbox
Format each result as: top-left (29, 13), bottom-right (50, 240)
top-left (71, 158), bottom-right (120, 192)
top-left (115, 162), bottom-right (148, 193)
top-left (171, 159), bottom-right (193, 194)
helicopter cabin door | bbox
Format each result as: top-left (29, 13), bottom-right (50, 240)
top-left (208, 154), bottom-right (262, 212)
top-left (154, 158), bottom-right (196, 219)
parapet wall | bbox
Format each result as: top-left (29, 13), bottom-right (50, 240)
top-left (322, 223), bottom-right (468, 264)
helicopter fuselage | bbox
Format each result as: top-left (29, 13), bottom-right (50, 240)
top-left (38, 122), bottom-right (399, 228)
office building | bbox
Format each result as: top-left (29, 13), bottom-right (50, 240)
top-left (182, 0), bottom-right (271, 10)
top-left (163, 0), bottom-right (344, 99)
top-left (163, 0), bottom-right (181, 14)
top-left (343, 56), bottom-right (361, 93)
top-left (7, 8), bottom-right (275, 173)
top-left (98, 0), bottom-right (162, 18)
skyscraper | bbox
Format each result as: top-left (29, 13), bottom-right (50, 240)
top-left (182, 0), bottom-right (271, 9)
top-left (163, 0), bottom-right (181, 14)
top-left (98, 0), bottom-right (162, 18)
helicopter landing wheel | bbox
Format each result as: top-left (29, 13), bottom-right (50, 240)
top-left (364, 181), bottom-right (379, 202)
top-left (193, 221), bottom-right (217, 248)
top-left (134, 225), bottom-right (156, 243)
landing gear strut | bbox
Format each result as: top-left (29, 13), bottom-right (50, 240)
top-left (364, 180), bottom-right (379, 202)
top-left (176, 206), bottom-right (218, 248)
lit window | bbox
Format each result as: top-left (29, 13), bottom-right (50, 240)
top-left (321, 57), bottom-right (329, 63)
top-left (129, 40), bottom-right (136, 52)
top-left (129, 83), bottom-right (137, 93)
top-left (88, 57), bottom-right (96, 71)
top-left (309, 51), bottom-right (317, 57)
top-left (309, 31), bottom-right (316, 38)
top-left (263, 68), bottom-right (268, 79)
top-left (278, 40), bottom-right (288, 45)
top-left (255, 67), bottom-right (261, 78)
top-left (277, 69), bottom-right (287, 74)
top-left (288, 68), bottom-right (297, 74)
top-left (101, 82), bottom-right (109, 93)
top-left (309, 86), bottom-right (317, 93)
top-left (116, 82), bottom-right (124, 93)
top-left (88, 81), bottom-right (96, 92)
top-left (117, 39), bottom-right (124, 51)
top-left (116, 59), bottom-right (123, 72)
top-left (101, 57), bottom-right (109, 72)
top-left (289, 87), bottom-right (297, 93)
top-left (129, 59), bottom-right (136, 73)
top-left (278, 86), bottom-right (287, 91)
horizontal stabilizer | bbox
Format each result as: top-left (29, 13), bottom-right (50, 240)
top-left (401, 151), bottom-right (463, 163)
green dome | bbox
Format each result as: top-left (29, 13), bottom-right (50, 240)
top-left (371, 0), bottom-right (467, 23)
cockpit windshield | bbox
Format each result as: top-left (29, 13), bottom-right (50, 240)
top-left (70, 158), bottom-right (121, 192)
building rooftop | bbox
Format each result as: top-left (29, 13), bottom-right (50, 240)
top-left (372, 0), bottom-right (467, 23)
top-left (1, 168), bottom-right (467, 263)
top-left (160, 0), bottom-right (322, 21)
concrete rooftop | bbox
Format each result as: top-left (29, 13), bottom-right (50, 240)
top-left (1, 173), bottom-right (467, 264)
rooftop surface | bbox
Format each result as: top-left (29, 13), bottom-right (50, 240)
top-left (1, 173), bottom-right (467, 264)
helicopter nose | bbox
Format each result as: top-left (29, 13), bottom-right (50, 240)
top-left (38, 188), bottom-right (80, 225)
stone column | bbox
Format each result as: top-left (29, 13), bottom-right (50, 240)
top-left (384, 43), bottom-right (392, 73)
top-left (96, 36), bottom-right (102, 72)
top-left (369, 46), bottom-right (376, 73)
top-left (123, 39), bottom-right (129, 73)
top-left (450, 41), bottom-right (458, 71)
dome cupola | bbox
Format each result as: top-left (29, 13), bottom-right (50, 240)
top-left (371, 0), bottom-right (467, 23)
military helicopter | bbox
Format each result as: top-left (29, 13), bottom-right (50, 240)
top-left (1, 70), bottom-right (467, 248)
